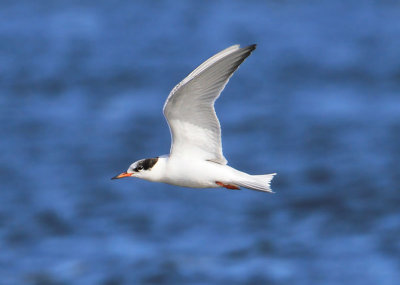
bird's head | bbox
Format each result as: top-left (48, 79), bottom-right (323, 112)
top-left (111, 157), bottom-right (159, 180)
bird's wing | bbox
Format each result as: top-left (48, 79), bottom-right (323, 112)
top-left (163, 44), bottom-right (256, 164)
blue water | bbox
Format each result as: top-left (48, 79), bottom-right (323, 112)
top-left (1, 0), bottom-right (400, 284)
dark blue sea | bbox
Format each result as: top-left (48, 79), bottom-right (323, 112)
top-left (1, 0), bottom-right (400, 284)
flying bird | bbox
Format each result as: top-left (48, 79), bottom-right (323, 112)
top-left (112, 44), bottom-right (276, 192)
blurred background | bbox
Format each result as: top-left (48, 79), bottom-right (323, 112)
top-left (1, 0), bottom-right (400, 284)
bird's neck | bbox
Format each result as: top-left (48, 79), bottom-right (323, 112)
top-left (142, 155), bottom-right (169, 182)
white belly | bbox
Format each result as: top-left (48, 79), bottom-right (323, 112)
top-left (162, 158), bottom-right (238, 188)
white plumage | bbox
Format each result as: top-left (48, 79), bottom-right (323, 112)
top-left (112, 44), bottom-right (276, 192)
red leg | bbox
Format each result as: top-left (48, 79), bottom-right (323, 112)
top-left (216, 181), bottom-right (240, 190)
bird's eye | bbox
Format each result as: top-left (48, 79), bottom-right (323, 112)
top-left (137, 165), bottom-right (144, 171)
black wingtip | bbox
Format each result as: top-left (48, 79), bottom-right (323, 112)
top-left (247, 44), bottom-right (257, 51)
top-left (239, 44), bottom-right (256, 58)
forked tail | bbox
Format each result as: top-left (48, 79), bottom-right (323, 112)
top-left (234, 173), bottom-right (276, 193)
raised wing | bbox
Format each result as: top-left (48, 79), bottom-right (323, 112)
top-left (163, 44), bottom-right (256, 164)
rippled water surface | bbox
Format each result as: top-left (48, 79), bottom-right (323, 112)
top-left (1, 1), bottom-right (400, 284)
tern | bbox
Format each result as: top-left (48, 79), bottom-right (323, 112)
top-left (112, 44), bottom-right (276, 192)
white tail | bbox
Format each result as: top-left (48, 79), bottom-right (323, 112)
top-left (234, 173), bottom-right (276, 193)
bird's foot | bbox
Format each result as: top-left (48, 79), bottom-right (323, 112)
top-left (216, 181), bottom-right (240, 190)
